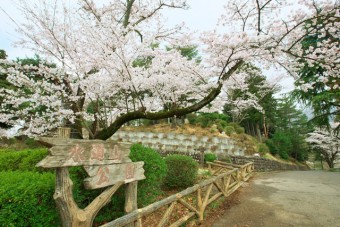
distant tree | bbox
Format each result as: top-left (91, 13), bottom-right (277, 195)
top-left (306, 124), bottom-right (339, 168)
top-left (223, 63), bottom-right (277, 139)
top-left (293, 8), bottom-right (340, 129)
top-left (0, 53), bottom-right (57, 135)
top-left (267, 97), bottom-right (311, 161)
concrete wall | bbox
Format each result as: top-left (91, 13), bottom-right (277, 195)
top-left (110, 131), bottom-right (245, 157)
top-left (230, 156), bottom-right (309, 171)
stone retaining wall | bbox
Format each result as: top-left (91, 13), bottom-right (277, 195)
top-left (230, 156), bottom-right (309, 171)
top-left (111, 131), bottom-right (308, 171)
top-left (110, 131), bottom-right (245, 156)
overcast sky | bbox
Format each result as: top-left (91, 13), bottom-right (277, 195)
top-left (0, 0), bottom-right (294, 94)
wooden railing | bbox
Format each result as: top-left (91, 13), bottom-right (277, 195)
top-left (101, 161), bottom-right (255, 227)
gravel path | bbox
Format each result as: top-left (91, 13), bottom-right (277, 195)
top-left (212, 171), bottom-right (340, 227)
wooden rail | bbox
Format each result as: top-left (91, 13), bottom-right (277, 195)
top-left (101, 161), bottom-right (255, 227)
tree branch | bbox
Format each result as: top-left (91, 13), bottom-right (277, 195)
top-left (85, 181), bottom-right (124, 216)
top-left (95, 60), bottom-right (244, 140)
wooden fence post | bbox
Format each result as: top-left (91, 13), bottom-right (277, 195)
top-left (57, 127), bottom-right (71, 139)
top-left (125, 182), bottom-right (140, 227)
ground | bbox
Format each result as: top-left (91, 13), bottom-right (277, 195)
top-left (212, 171), bottom-right (340, 227)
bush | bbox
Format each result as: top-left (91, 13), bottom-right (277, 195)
top-left (265, 139), bottom-right (278, 155)
top-left (0, 148), bottom-right (48, 172)
top-left (130, 143), bottom-right (167, 207)
top-left (224, 126), bottom-right (235, 135)
top-left (0, 171), bottom-right (60, 226)
top-left (204, 153), bottom-right (217, 163)
top-left (235, 126), bottom-right (245, 134)
top-left (164, 155), bottom-right (198, 189)
top-left (279, 150), bottom-right (289, 160)
top-left (257, 143), bottom-right (270, 154)
top-left (188, 113), bottom-right (230, 128)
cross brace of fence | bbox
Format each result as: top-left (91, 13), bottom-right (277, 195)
top-left (101, 161), bottom-right (255, 227)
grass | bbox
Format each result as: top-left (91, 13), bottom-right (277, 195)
top-left (329, 168), bottom-right (340, 172)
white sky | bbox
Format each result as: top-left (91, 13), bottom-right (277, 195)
top-left (0, 0), bottom-right (294, 94)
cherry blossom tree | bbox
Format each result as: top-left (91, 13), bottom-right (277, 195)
top-left (0, 0), bottom-right (338, 140)
top-left (306, 124), bottom-right (339, 168)
top-left (222, 63), bottom-right (276, 124)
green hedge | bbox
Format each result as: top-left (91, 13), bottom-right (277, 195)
top-left (0, 144), bottom-right (169, 225)
top-left (0, 171), bottom-right (59, 226)
top-left (164, 155), bottom-right (198, 189)
top-left (130, 143), bottom-right (167, 207)
top-left (0, 148), bottom-right (48, 172)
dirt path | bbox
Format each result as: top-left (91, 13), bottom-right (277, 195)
top-left (212, 171), bottom-right (340, 227)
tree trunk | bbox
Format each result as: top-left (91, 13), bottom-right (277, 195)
top-left (256, 123), bottom-right (262, 142)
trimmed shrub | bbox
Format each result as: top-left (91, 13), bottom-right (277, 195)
top-left (0, 148), bottom-right (48, 172)
top-left (204, 153), bottom-right (217, 163)
top-left (164, 155), bottom-right (198, 189)
top-left (224, 126), bottom-right (235, 135)
top-left (129, 143), bottom-right (167, 207)
top-left (0, 171), bottom-right (59, 226)
top-left (235, 126), bottom-right (245, 134)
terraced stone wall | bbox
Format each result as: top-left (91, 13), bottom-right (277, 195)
top-left (110, 131), bottom-right (245, 159)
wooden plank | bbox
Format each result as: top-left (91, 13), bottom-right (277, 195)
top-left (83, 162), bottom-right (145, 189)
top-left (36, 141), bottom-right (131, 168)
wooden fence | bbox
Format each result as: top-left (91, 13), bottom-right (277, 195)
top-left (101, 161), bottom-right (254, 227)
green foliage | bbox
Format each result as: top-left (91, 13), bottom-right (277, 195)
top-left (164, 155), bottom-right (198, 189)
top-left (0, 148), bottom-right (48, 172)
top-left (329, 168), bottom-right (340, 172)
top-left (0, 171), bottom-right (59, 226)
top-left (235, 126), bottom-right (245, 134)
top-left (257, 143), bottom-right (270, 154)
top-left (265, 139), bottom-right (278, 155)
top-left (0, 49), bottom-right (7, 59)
top-left (166, 45), bottom-right (201, 62)
top-left (68, 166), bottom-right (124, 223)
top-left (130, 143), bottom-right (167, 207)
top-left (263, 97), bottom-right (312, 161)
top-left (24, 138), bottom-right (43, 148)
top-left (293, 17), bottom-right (339, 128)
top-left (224, 63), bottom-right (277, 130)
top-left (279, 150), bottom-right (289, 160)
top-left (187, 112), bottom-right (230, 135)
top-left (271, 132), bottom-right (292, 159)
top-left (224, 126), bottom-right (235, 135)
top-left (204, 153), bottom-right (217, 163)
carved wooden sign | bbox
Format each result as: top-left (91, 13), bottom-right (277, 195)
top-left (36, 137), bottom-right (131, 168)
top-left (36, 137), bottom-right (146, 190)
top-left (83, 162), bottom-right (145, 189)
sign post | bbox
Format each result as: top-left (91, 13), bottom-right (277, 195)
top-left (37, 137), bottom-right (144, 227)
